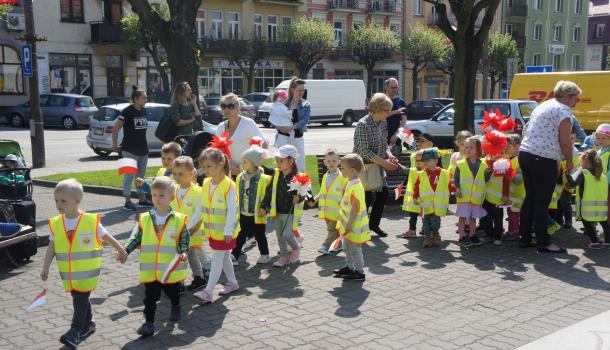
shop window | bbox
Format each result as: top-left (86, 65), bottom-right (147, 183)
top-left (0, 45), bottom-right (24, 95)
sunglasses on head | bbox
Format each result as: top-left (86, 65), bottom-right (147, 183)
top-left (221, 103), bottom-right (236, 109)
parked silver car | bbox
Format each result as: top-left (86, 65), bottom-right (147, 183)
top-left (241, 92), bottom-right (270, 113)
top-left (6, 93), bottom-right (97, 129)
top-left (86, 103), bottom-right (217, 157)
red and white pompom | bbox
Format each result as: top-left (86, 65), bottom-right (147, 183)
top-left (397, 128), bottom-right (415, 146)
top-left (288, 173), bottom-right (312, 197)
top-left (208, 131), bottom-right (234, 161)
top-left (482, 130), bottom-right (508, 157)
top-left (248, 136), bottom-right (264, 148)
top-left (492, 158), bottom-right (511, 175)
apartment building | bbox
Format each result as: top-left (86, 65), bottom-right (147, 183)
top-left (586, 0), bottom-right (610, 71)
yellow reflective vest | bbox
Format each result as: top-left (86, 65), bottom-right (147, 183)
top-left (138, 211), bottom-right (188, 284)
top-left (201, 176), bottom-right (240, 249)
top-left (318, 170), bottom-right (347, 221)
top-left (270, 170), bottom-right (304, 233)
top-left (156, 167), bottom-right (172, 178)
top-left (49, 213), bottom-right (103, 293)
top-left (402, 166), bottom-right (420, 213)
top-left (418, 169), bottom-right (451, 217)
top-left (236, 172), bottom-right (271, 224)
top-left (576, 169), bottom-right (609, 222)
top-left (508, 158), bottom-right (525, 212)
top-left (336, 179), bottom-right (371, 244)
top-left (456, 159), bottom-right (487, 206)
top-left (485, 173), bottom-right (504, 206)
top-left (170, 184), bottom-right (202, 248)
top-left (601, 152), bottom-right (609, 175)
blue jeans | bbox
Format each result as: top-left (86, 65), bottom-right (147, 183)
top-left (121, 151), bottom-right (148, 198)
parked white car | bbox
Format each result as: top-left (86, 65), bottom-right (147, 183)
top-left (405, 99), bottom-right (538, 148)
top-left (86, 103), bottom-right (217, 157)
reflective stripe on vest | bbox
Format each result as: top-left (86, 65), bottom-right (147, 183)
top-left (485, 174), bottom-right (504, 206)
top-left (419, 169), bottom-right (450, 217)
top-left (170, 184), bottom-right (203, 248)
top-left (49, 213), bottom-right (103, 293)
top-left (236, 172), bottom-right (271, 225)
top-left (201, 176), bottom-right (240, 242)
top-left (507, 157), bottom-right (525, 211)
top-left (336, 180), bottom-right (371, 244)
top-left (577, 170), bottom-right (609, 222)
top-left (402, 167), bottom-right (421, 213)
top-left (318, 171), bottom-right (347, 221)
top-left (456, 159), bottom-right (487, 206)
top-left (270, 169), bottom-right (304, 232)
top-left (138, 212), bottom-right (188, 284)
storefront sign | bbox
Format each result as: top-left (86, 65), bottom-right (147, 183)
top-left (424, 76), bottom-right (446, 84)
top-left (548, 44), bottom-right (565, 55)
top-left (212, 58), bottom-right (284, 69)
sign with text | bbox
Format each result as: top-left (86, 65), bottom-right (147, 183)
top-left (548, 44), bottom-right (565, 55)
top-left (212, 59), bottom-right (284, 69)
top-left (21, 44), bottom-right (32, 77)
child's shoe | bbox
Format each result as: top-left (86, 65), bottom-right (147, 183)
top-left (187, 276), bottom-right (207, 291)
top-left (123, 202), bottom-right (137, 211)
top-left (169, 305), bottom-right (181, 322)
top-left (432, 233), bottom-right (442, 247)
top-left (219, 281), bottom-right (239, 295)
top-left (289, 247), bottom-right (301, 263)
top-left (137, 322), bottom-right (155, 337)
top-left (273, 256), bottom-right (289, 267)
top-left (60, 328), bottom-right (81, 348)
top-left (257, 255), bottom-right (272, 264)
top-left (422, 237), bottom-right (433, 248)
top-left (459, 237), bottom-right (473, 248)
top-left (586, 242), bottom-right (602, 249)
top-left (333, 266), bottom-right (352, 277)
top-left (401, 230), bottom-right (416, 238)
top-left (138, 200), bottom-right (154, 208)
top-left (318, 246), bottom-right (330, 255)
top-left (342, 270), bottom-right (365, 281)
top-left (193, 289), bottom-right (213, 304)
top-left (80, 320), bottom-right (96, 338)
top-left (469, 235), bottom-right (482, 246)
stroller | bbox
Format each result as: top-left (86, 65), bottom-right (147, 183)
top-left (0, 140), bottom-right (37, 267)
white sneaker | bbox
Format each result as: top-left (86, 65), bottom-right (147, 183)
top-left (241, 238), bottom-right (256, 253)
top-left (318, 246), bottom-right (330, 255)
top-left (256, 255), bottom-right (272, 264)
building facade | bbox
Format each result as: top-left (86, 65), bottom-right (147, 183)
top-left (586, 1), bottom-right (610, 71)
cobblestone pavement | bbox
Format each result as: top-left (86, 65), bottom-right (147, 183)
top-left (3, 186), bottom-right (610, 349)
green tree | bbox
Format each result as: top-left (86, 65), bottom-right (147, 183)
top-left (402, 24), bottom-right (448, 101)
top-left (121, 5), bottom-right (170, 92)
top-left (0, 4), bottom-right (13, 17)
top-left (126, 0), bottom-right (202, 98)
top-left (349, 24), bottom-right (400, 98)
top-left (487, 33), bottom-right (519, 98)
top-left (435, 43), bottom-right (455, 97)
top-left (425, 0), bottom-right (502, 133)
top-left (223, 38), bottom-right (269, 94)
top-left (280, 18), bottom-right (334, 78)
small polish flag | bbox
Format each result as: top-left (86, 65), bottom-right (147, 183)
top-left (394, 185), bottom-right (404, 200)
top-left (329, 237), bottom-right (342, 252)
top-left (161, 255), bottom-right (184, 284)
top-left (27, 289), bottom-right (47, 312)
top-left (118, 158), bottom-right (138, 176)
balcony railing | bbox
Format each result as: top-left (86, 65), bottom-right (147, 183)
top-left (328, 0), bottom-right (361, 10)
top-left (367, 1), bottom-right (398, 13)
top-left (506, 2), bottom-right (528, 17)
top-left (90, 22), bottom-right (122, 44)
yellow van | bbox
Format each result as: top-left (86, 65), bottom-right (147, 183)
top-left (509, 71), bottom-right (610, 131)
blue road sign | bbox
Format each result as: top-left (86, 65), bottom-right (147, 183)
top-left (526, 65), bottom-right (553, 73)
top-left (21, 44), bottom-right (32, 77)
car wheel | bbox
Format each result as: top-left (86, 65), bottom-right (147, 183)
top-left (342, 112), bottom-right (354, 127)
top-left (320, 122), bottom-right (329, 126)
top-left (62, 116), bottom-right (77, 130)
top-left (93, 149), bottom-right (111, 157)
top-left (9, 113), bottom-right (24, 128)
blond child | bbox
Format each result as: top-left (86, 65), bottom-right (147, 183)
top-left (193, 148), bottom-right (240, 303)
top-left (504, 134), bottom-right (525, 240)
top-left (41, 179), bottom-right (127, 347)
top-left (449, 131), bottom-right (473, 176)
top-left (333, 154), bottom-right (370, 281)
top-left (135, 141), bottom-right (182, 191)
top-left (313, 148), bottom-right (348, 254)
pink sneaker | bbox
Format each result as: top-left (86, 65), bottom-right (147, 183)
top-left (219, 281), bottom-right (239, 295)
top-left (273, 256), bottom-right (289, 267)
top-left (193, 289), bottom-right (213, 304)
top-left (289, 248), bottom-right (301, 263)
top-left (401, 230), bottom-right (416, 238)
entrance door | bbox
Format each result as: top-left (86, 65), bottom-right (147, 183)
top-left (106, 55), bottom-right (123, 97)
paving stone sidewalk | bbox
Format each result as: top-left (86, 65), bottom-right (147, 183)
top-left (2, 187), bottom-right (610, 349)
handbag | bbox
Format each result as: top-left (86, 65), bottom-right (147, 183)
top-left (155, 106), bottom-right (180, 142)
top-left (359, 163), bottom-right (383, 191)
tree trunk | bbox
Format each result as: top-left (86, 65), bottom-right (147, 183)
top-left (297, 64), bottom-right (308, 79)
top-left (247, 65), bottom-right (255, 94)
top-left (453, 42), bottom-right (480, 134)
top-left (489, 76), bottom-right (497, 99)
top-left (411, 64), bottom-right (420, 101)
top-left (149, 46), bottom-right (170, 91)
top-left (366, 67), bottom-right (374, 99)
top-left (447, 74), bottom-right (455, 98)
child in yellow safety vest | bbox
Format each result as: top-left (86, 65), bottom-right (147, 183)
top-left (41, 179), bottom-right (127, 348)
top-left (123, 176), bottom-right (190, 337)
top-left (232, 146), bottom-right (272, 264)
top-left (413, 148), bottom-right (456, 248)
top-left (333, 154), bottom-right (370, 281)
top-left (169, 156), bottom-right (209, 292)
top-left (504, 134), bottom-right (525, 241)
top-left (555, 129), bottom-right (581, 230)
top-left (568, 150), bottom-right (610, 249)
top-left (135, 141), bottom-right (182, 191)
top-left (454, 137), bottom-right (489, 248)
top-left (448, 131), bottom-right (473, 177)
top-left (312, 148), bottom-right (348, 254)
top-left (400, 150), bottom-right (424, 238)
top-left (193, 148), bottom-right (240, 304)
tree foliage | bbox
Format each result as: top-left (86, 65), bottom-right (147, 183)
top-left (434, 42), bottom-right (455, 97)
top-left (349, 24), bottom-right (400, 97)
top-left (0, 4), bottom-right (13, 17)
top-left (280, 18), bottom-right (335, 78)
top-left (487, 33), bottom-right (519, 98)
top-left (402, 24), bottom-right (449, 101)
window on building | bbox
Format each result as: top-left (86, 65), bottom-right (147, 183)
top-left (554, 0), bottom-right (562, 12)
top-left (60, 0), bottom-right (84, 23)
top-left (505, 24), bottom-right (513, 35)
top-left (533, 53), bottom-right (541, 66)
top-left (506, 0), bottom-right (513, 6)
top-left (196, 11), bottom-right (206, 39)
top-left (49, 53), bottom-right (92, 96)
top-left (268, 16), bottom-right (277, 42)
top-left (253, 68), bottom-right (294, 92)
top-left (414, 0), bottom-right (422, 15)
top-left (0, 45), bottom-right (24, 95)
top-left (572, 26), bottom-right (581, 42)
top-left (533, 24), bottom-right (542, 40)
top-left (534, 0), bottom-right (542, 10)
top-left (553, 25), bottom-right (562, 42)
top-left (595, 24), bottom-right (606, 39)
top-left (571, 55), bottom-right (581, 70)
top-left (211, 11), bottom-right (223, 39)
top-left (282, 17), bottom-right (292, 29)
top-left (254, 15), bottom-right (263, 39)
top-left (574, 0), bottom-right (581, 14)
top-left (334, 69), bottom-right (363, 80)
top-left (228, 12), bottom-right (239, 39)
top-left (353, 22), bottom-right (363, 30)
top-left (553, 54), bottom-right (561, 70)
top-left (333, 21), bottom-right (344, 46)
top-left (390, 24), bottom-right (400, 36)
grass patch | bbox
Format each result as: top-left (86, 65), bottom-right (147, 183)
top-left (38, 155), bottom-right (321, 195)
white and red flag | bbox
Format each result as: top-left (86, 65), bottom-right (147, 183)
top-left (118, 158), bottom-right (138, 176)
top-left (394, 184), bottom-right (404, 200)
top-left (27, 289), bottom-right (47, 312)
top-left (161, 255), bottom-right (184, 284)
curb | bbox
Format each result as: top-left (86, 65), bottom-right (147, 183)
top-left (33, 179), bottom-right (140, 198)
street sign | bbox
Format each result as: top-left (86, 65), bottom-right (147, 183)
top-left (21, 44), bottom-right (32, 77)
top-left (507, 58), bottom-right (519, 85)
top-left (526, 65), bottom-right (553, 73)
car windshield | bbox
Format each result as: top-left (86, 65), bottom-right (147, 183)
top-left (519, 102), bottom-right (538, 122)
top-left (240, 99), bottom-right (252, 106)
top-left (93, 108), bottom-right (120, 121)
top-left (77, 97), bottom-right (95, 107)
top-left (434, 107), bottom-right (454, 121)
